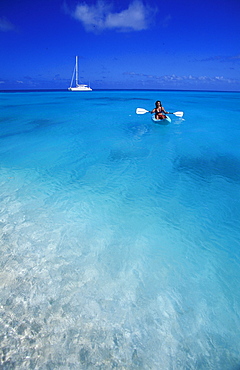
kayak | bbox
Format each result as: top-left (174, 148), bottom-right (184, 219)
top-left (151, 114), bottom-right (171, 124)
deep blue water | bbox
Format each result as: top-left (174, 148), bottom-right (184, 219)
top-left (0, 90), bottom-right (240, 369)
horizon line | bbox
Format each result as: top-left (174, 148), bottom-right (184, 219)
top-left (1, 88), bottom-right (240, 93)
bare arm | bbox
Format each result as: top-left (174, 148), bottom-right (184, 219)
top-left (162, 107), bottom-right (169, 114)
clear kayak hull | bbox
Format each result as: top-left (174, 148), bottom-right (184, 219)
top-left (151, 114), bottom-right (171, 124)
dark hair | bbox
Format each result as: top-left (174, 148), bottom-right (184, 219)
top-left (155, 100), bottom-right (162, 107)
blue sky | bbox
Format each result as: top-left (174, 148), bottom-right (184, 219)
top-left (0, 0), bottom-right (240, 91)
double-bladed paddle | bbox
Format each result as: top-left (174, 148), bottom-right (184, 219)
top-left (136, 108), bottom-right (184, 117)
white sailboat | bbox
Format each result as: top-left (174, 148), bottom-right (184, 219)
top-left (68, 56), bottom-right (92, 91)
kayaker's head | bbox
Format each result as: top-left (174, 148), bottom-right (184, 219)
top-left (155, 100), bottom-right (162, 107)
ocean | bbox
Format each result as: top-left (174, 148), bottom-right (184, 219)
top-left (0, 90), bottom-right (240, 369)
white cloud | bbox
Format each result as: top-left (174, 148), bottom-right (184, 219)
top-left (230, 54), bottom-right (240, 60)
top-left (71, 1), bottom-right (152, 32)
top-left (200, 54), bottom-right (240, 63)
top-left (0, 17), bottom-right (15, 32)
top-left (123, 72), bottom-right (238, 85)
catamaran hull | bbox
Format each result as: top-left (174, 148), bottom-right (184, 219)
top-left (68, 87), bottom-right (92, 91)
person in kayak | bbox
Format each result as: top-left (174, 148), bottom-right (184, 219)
top-left (151, 100), bottom-right (170, 120)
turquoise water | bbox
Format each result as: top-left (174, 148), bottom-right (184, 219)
top-left (0, 90), bottom-right (240, 369)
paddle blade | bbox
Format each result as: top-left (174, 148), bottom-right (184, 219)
top-left (136, 108), bottom-right (149, 115)
top-left (173, 111), bottom-right (184, 117)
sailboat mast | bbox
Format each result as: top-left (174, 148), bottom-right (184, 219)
top-left (68, 55), bottom-right (92, 91)
top-left (76, 56), bottom-right (78, 86)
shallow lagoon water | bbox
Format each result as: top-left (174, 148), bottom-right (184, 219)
top-left (0, 90), bottom-right (240, 369)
